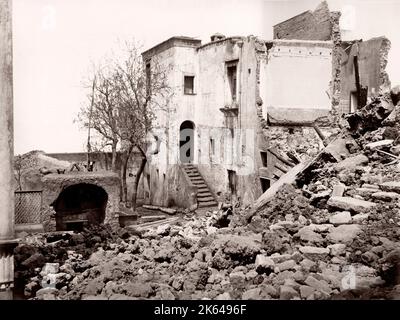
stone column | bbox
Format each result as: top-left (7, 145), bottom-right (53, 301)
top-left (0, 0), bottom-right (17, 300)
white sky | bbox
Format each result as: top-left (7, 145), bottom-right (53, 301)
top-left (13, 0), bottom-right (400, 154)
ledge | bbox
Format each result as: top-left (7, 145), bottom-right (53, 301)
top-left (220, 106), bottom-right (239, 117)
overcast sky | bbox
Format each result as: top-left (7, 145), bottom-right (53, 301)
top-left (13, 0), bottom-right (400, 154)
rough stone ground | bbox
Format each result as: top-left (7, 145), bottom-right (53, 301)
top-left (14, 86), bottom-right (400, 300)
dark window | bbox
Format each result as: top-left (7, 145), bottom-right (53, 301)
top-left (260, 178), bottom-right (270, 192)
top-left (227, 64), bottom-right (237, 101)
top-left (260, 151), bottom-right (268, 167)
top-left (210, 138), bottom-right (215, 156)
top-left (228, 170), bottom-right (237, 196)
top-left (184, 76), bottom-right (195, 94)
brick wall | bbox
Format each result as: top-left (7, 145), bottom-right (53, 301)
top-left (273, 1), bottom-right (333, 41)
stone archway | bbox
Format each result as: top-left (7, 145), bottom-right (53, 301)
top-left (52, 183), bottom-right (108, 231)
top-left (179, 120), bottom-right (195, 163)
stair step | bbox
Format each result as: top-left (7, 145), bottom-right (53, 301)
top-left (187, 173), bottom-right (201, 178)
top-left (197, 192), bottom-right (213, 197)
top-left (191, 177), bottom-right (204, 181)
top-left (198, 196), bottom-right (216, 202)
top-left (192, 181), bottom-right (206, 186)
top-left (198, 201), bottom-right (218, 208)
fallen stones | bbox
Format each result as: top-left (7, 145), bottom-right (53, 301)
top-left (299, 285), bottom-right (316, 299)
top-left (276, 260), bottom-right (297, 272)
top-left (242, 288), bottom-right (262, 300)
top-left (332, 183), bottom-right (346, 197)
top-left (327, 244), bottom-right (346, 256)
top-left (304, 275), bottom-right (332, 295)
top-left (327, 224), bottom-right (362, 244)
top-left (299, 246), bottom-right (330, 260)
top-left (365, 139), bottom-right (394, 150)
top-left (329, 211), bottom-right (352, 225)
top-left (335, 154), bottom-right (369, 171)
top-left (352, 213), bottom-right (370, 223)
top-left (371, 191), bottom-right (400, 201)
top-left (295, 226), bottom-right (323, 243)
top-left (279, 285), bottom-right (299, 300)
top-left (379, 181), bottom-right (400, 193)
top-left (21, 253), bottom-right (46, 269)
top-left (327, 196), bottom-right (376, 213)
top-left (255, 254), bottom-right (275, 274)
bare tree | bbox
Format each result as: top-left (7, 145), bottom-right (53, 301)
top-left (77, 41), bottom-right (171, 209)
top-left (113, 42), bottom-right (171, 209)
top-left (77, 64), bottom-right (121, 171)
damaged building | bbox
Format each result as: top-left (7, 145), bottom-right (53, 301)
top-left (140, 1), bottom-right (391, 211)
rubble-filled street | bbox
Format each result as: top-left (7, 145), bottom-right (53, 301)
top-left (13, 87), bottom-right (400, 300)
top-left (2, 0), bottom-right (400, 307)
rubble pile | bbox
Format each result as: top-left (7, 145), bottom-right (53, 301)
top-left (13, 86), bottom-right (400, 300)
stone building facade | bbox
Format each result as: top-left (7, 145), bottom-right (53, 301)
top-left (141, 34), bottom-right (336, 209)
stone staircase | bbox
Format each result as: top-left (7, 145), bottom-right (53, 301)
top-left (182, 164), bottom-right (218, 208)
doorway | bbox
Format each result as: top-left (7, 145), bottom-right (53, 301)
top-left (180, 120), bottom-right (195, 163)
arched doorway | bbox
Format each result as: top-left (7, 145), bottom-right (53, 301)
top-left (52, 183), bottom-right (108, 231)
top-left (179, 120), bottom-right (195, 163)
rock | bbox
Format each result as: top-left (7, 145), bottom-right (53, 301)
top-left (365, 139), bottom-right (394, 149)
top-left (332, 183), bottom-right (346, 197)
top-left (261, 231), bottom-right (284, 255)
top-left (21, 253), bottom-right (45, 269)
top-left (327, 224), bottom-right (362, 244)
top-left (295, 226), bottom-right (323, 243)
top-left (299, 246), bottom-right (330, 260)
top-left (242, 288), bottom-right (262, 300)
top-left (41, 263), bottom-right (60, 276)
top-left (335, 154), bottom-right (369, 171)
top-left (371, 191), bottom-right (400, 201)
top-left (229, 271), bottom-right (246, 287)
top-left (300, 259), bottom-right (317, 272)
top-left (215, 292), bottom-right (231, 300)
top-left (352, 213), bottom-right (370, 223)
top-left (299, 285), bottom-right (316, 299)
top-left (298, 215), bottom-right (307, 225)
top-left (245, 270), bottom-right (258, 281)
top-left (328, 244), bottom-right (347, 256)
top-left (279, 285), bottom-right (299, 300)
top-left (156, 224), bottom-right (171, 236)
top-left (354, 188), bottom-right (377, 197)
top-left (362, 184), bottom-right (380, 190)
top-left (125, 282), bottom-right (153, 298)
top-left (329, 211), bottom-right (352, 226)
top-left (308, 224), bottom-right (333, 233)
top-left (270, 254), bottom-right (292, 264)
top-left (380, 181), bottom-right (400, 193)
top-left (276, 260), bottom-right (297, 272)
top-left (255, 254), bottom-right (275, 273)
top-left (260, 284), bottom-right (279, 298)
top-left (156, 288), bottom-right (176, 300)
top-left (304, 275), bottom-right (332, 294)
top-left (172, 277), bottom-right (184, 290)
top-left (327, 196), bottom-right (376, 213)
top-left (36, 287), bottom-right (59, 300)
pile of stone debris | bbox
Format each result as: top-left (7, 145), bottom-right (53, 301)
top-left (14, 86), bottom-right (400, 300)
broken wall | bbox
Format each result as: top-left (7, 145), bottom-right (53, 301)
top-left (273, 1), bottom-right (334, 41)
top-left (259, 40), bottom-right (333, 124)
top-left (338, 37), bottom-right (391, 115)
